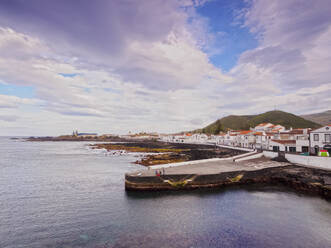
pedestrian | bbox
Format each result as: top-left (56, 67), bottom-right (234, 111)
top-left (162, 168), bottom-right (165, 175)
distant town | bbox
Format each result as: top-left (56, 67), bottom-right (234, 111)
top-left (29, 122), bottom-right (331, 157)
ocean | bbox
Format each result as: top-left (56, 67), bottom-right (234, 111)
top-left (0, 137), bottom-right (331, 248)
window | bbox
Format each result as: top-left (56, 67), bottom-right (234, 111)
top-left (314, 134), bottom-right (319, 141)
top-left (325, 134), bottom-right (331, 143)
top-left (302, 146), bottom-right (309, 153)
top-left (289, 147), bottom-right (296, 153)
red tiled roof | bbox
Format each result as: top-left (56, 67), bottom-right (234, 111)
top-left (239, 130), bottom-right (253, 135)
top-left (289, 130), bottom-right (304, 134)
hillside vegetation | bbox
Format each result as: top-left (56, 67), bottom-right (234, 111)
top-left (301, 110), bottom-right (331, 126)
top-left (194, 110), bottom-right (321, 134)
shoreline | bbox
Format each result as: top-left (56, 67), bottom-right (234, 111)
top-left (125, 158), bottom-right (331, 200)
top-left (90, 141), bottom-right (245, 166)
top-left (22, 137), bottom-right (331, 200)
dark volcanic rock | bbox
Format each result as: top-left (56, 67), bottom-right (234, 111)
top-left (125, 165), bottom-right (331, 200)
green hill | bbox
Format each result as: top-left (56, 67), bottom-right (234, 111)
top-left (195, 110), bottom-right (321, 134)
top-left (301, 110), bottom-right (331, 126)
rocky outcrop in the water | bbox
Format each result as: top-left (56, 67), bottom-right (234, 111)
top-left (125, 165), bottom-right (331, 200)
top-left (91, 141), bottom-right (244, 166)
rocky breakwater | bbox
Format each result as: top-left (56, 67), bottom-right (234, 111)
top-left (125, 158), bottom-right (331, 200)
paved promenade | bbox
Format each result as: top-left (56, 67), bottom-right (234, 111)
top-left (129, 157), bottom-right (288, 177)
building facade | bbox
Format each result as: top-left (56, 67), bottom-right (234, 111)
top-left (310, 125), bottom-right (331, 154)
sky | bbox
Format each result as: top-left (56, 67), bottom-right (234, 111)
top-left (0, 0), bottom-right (330, 136)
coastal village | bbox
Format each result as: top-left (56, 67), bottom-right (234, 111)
top-left (30, 119), bottom-right (331, 195)
top-left (69, 122), bottom-right (331, 157)
top-left (160, 123), bottom-right (331, 156)
top-left (124, 123), bottom-right (331, 196)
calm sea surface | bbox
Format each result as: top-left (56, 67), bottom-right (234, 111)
top-left (0, 137), bottom-right (331, 248)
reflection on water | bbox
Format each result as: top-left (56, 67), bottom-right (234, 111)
top-left (0, 137), bottom-right (331, 248)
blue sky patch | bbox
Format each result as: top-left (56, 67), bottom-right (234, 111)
top-left (196, 0), bottom-right (258, 71)
top-left (0, 82), bottom-right (35, 98)
top-left (59, 73), bottom-right (79, 78)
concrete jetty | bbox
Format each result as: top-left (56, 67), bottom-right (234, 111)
top-left (125, 157), bottom-right (331, 199)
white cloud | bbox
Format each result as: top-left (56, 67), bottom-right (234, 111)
top-left (0, 3), bottom-right (232, 135)
top-left (0, 0), bottom-right (331, 135)
top-left (222, 0), bottom-right (331, 115)
top-left (0, 94), bottom-right (41, 108)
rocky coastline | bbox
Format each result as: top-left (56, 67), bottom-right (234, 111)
top-left (91, 141), bottom-right (244, 165)
top-left (125, 163), bottom-right (331, 200)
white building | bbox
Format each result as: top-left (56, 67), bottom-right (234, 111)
top-left (253, 132), bottom-right (269, 150)
top-left (271, 124), bottom-right (286, 132)
top-left (269, 139), bottom-right (297, 152)
top-left (254, 123), bottom-right (274, 131)
top-left (254, 123), bottom-right (285, 132)
top-left (77, 133), bottom-right (98, 138)
top-left (221, 130), bottom-right (240, 146)
top-left (310, 125), bottom-right (331, 154)
top-left (159, 123), bottom-right (315, 154)
top-left (236, 130), bottom-right (255, 148)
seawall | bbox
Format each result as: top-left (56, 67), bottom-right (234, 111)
top-left (263, 151), bottom-right (331, 170)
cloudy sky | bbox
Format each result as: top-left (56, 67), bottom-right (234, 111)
top-left (0, 0), bottom-right (330, 136)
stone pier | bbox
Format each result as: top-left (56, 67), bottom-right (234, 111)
top-left (125, 158), bottom-right (331, 200)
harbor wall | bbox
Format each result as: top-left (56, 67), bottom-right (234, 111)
top-left (285, 154), bottom-right (331, 170)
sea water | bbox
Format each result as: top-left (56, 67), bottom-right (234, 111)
top-left (0, 137), bottom-right (331, 248)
